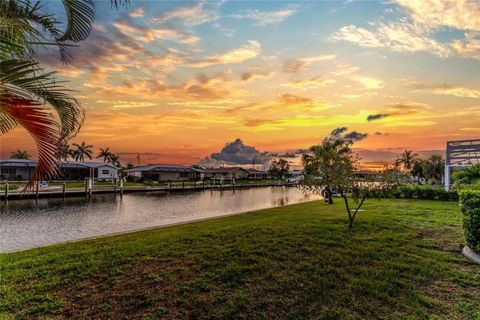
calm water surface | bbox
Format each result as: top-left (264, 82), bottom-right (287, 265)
top-left (0, 187), bottom-right (321, 252)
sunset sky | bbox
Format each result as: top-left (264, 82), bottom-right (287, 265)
top-left (1, 0), bottom-right (479, 166)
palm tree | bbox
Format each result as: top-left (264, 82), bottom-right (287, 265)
top-left (109, 154), bottom-right (121, 168)
top-left (395, 150), bottom-right (418, 172)
top-left (97, 148), bottom-right (112, 163)
top-left (54, 141), bottom-right (71, 161)
top-left (10, 150), bottom-right (31, 159)
top-left (72, 142), bottom-right (93, 162)
top-left (0, 0), bottom-right (128, 187)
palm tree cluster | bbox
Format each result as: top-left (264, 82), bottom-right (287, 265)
top-left (394, 150), bottom-right (445, 184)
top-left (55, 142), bottom-right (121, 168)
top-left (96, 147), bottom-right (121, 167)
top-left (411, 155), bottom-right (445, 183)
top-left (1, 0), bottom-right (128, 187)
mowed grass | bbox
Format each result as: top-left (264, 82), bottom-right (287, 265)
top-left (1, 199), bottom-right (479, 319)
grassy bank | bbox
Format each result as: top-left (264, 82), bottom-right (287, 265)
top-left (1, 199), bottom-right (479, 319)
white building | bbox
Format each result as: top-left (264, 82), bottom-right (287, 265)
top-left (444, 139), bottom-right (480, 190)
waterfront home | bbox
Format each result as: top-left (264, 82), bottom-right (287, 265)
top-left (127, 164), bottom-right (204, 181)
top-left (247, 168), bottom-right (271, 180)
top-left (204, 167), bottom-right (250, 180)
top-left (0, 159), bottom-right (118, 181)
top-left (0, 159), bottom-right (37, 180)
top-left (60, 161), bottom-right (118, 180)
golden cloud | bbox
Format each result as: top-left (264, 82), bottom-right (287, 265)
top-left (281, 76), bottom-right (335, 89)
top-left (190, 40), bottom-right (261, 67)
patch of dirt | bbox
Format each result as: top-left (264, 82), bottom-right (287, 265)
top-left (54, 258), bottom-right (197, 319)
top-left (414, 227), bottom-right (463, 253)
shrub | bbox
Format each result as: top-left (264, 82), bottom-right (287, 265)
top-left (393, 185), bottom-right (458, 201)
top-left (459, 190), bottom-right (480, 253)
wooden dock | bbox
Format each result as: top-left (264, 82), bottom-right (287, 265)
top-left (0, 182), bottom-right (297, 200)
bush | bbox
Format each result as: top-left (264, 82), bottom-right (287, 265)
top-left (459, 190), bottom-right (480, 253)
top-left (393, 185), bottom-right (458, 201)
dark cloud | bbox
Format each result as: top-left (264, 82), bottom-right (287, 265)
top-left (199, 139), bottom-right (270, 166)
top-left (367, 113), bottom-right (390, 121)
top-left (344, 131), bottom-right (368, 141)
top-left (330, 127), bottom-right (348, 138)
top-left (325, 127), bottom-right (368, 143)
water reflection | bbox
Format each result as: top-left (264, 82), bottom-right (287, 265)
top-left (0, 187), bottom-right (321, 252)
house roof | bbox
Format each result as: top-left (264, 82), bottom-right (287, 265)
top-left (127, 164), bottom-right (202, 173)
top-left (59, 161), bottom-right (116, 169)
top-left (247, 169), bottom-right (269, 174)
top-left (0, 159), bottom-right (37, 167)
top-left (204, 167), bottom-right (250, 174)
top-left (0, 159), bottom-right (116, 169)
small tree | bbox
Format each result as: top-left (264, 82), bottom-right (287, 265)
top-left (337, 170), bottom-right (404, 228)
top-left (302, 139), bottom-right (356, 204)
top-left (301, 140), bottom-right (404, 228)
top-left (269, 158), bottom-right (290, 179)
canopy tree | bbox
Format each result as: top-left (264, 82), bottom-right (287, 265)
top-left (268, 158), bottom-right (290, 179)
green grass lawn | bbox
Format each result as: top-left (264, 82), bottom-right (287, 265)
top-left (1, 199), bottom-right (479, 319)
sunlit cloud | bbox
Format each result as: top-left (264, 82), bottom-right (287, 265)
top-left (111, 101), bottom-right (157, 109)
top-left (277, 93), bottom-right (313, 104)
top-left (229, 5), bottom-right (299, 26)
top-left (331, 22), bottom-right (451, 58)
top-left (332, 0), bottom-right (480, 60)
top-left (394, 0), bottom-right (480, 31)
top-left (152, 1), bottom-right (220, 26)
top-left (352, 76), bottom-right (384, 89)
top-left (283, 55), bottom-right (336, 73)
top-left (190, 40), bottom-right (261, 67)
top-left (410, 81), bottom-right (480, 98)
top-left (450, 31), bottom-right (480, 60)
top-left (129, 8), bottom-right (145, 18)
top-left (113, 21), bottom-right (199, 44)
top-left (240, 69), bottom-right (272, 82)
top-left (281, 76), bottom-right (335, 89)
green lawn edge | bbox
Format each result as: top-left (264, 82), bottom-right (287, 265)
top-left (1, 199), bottom-right (479, 319)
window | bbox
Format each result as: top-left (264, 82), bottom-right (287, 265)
top-left (179, 172), bottom-right (189, 178)
top-left (101, 169), bottom-right (110, 175)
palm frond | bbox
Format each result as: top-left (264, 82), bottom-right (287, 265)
top-left (1, 94), bottom-right (60, 188)
top-left (0, 111), bottom-right (17, 133)
top-left (0, 0), bottom-right (69, 61)
top-left (0, 59), bottom-right (85, 140)
top-left (58, 0), bottom-right (95, 43)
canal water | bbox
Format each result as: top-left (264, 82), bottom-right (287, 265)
top-left (0, 186), bottom-right (321, 252)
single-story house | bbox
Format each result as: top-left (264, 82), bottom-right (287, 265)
top-left (59, 161), bottom-right (118, 180)
top-left (0, 159), bottom-right (37, 181)
top-left (127, 164), bottom-right (204, 181)
top-left (247, 169), bottom-right (271, 180)
top-left (0, 159), bottom-right (118, 181)
top-left (204, 167), bottom-right (250, 180)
